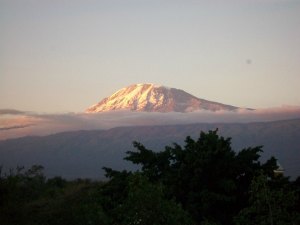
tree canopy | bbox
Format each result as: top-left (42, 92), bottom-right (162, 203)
top-left (0, 129), bottom-right (299, 225)
top-left (106, 129), bottom-right (299, 225)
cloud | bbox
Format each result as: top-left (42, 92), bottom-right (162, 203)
top-left (0, 109), bottom-right (27, 115)
top-left (0, 106), bottom-right (300, 140)
top-left (0, 124), bottom-right (34, 131)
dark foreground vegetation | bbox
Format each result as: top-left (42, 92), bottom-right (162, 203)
top-left (1, 130), bottom-right (299, 225)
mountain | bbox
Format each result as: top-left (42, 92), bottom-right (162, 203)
top-left (86, 83), bottom-right (239, 113)
top-left (0, 119), bottom-right (299, 179)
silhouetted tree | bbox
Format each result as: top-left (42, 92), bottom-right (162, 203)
top-left (1, 130), bottom-right (298, 225)
top-left (234, 172), bottom-right (300, 225)
top-left (124, 129), bottom-right (280, 224)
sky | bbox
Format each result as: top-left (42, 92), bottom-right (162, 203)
top-left (1, 0), bottom-right (300, 113)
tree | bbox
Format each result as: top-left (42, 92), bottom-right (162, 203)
top-left (234, 172), bottom-right (300, 225)
top-left (114, 173), bottom-right (193, 225)
top-left (0, 165), bottom-right (47, 225)
top-left (123, 129), bottom-right (278, 225)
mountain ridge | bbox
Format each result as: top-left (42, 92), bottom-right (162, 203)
top-left (1, 118), bottom-right (299, 179)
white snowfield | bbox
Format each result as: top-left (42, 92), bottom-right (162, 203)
top-left (86, 83), bottom-right (239, 113)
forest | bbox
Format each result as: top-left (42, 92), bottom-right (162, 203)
top-left (1, 130), bottom-right (299, 225)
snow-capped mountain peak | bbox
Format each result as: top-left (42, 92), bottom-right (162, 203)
top-left (86, 83), bottom-right (239, 113)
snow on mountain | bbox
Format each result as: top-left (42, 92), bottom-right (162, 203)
top-left (86, 83), bottom-right (239, 113)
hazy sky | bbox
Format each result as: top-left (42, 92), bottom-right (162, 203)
top-left (1, 0), bottom-right (300, 113)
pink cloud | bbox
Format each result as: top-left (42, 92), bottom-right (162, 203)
top-left (0, 106), bottom-right (299, 140)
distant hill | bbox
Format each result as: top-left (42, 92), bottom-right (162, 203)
top-left (0, 119), bottom-right (299, 179)
top-left (86, 83), bottom-right (239, 113)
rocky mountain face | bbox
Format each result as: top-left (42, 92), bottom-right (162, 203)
top-left (86, 83), bottom-right (239, 113)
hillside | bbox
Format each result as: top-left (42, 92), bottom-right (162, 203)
top-left (0, 119), bottom-right (299, 179)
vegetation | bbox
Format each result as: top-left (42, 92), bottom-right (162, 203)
top-left (0, 130), bottom-right (299, 225)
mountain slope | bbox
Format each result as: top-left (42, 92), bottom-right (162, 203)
top-left (86, 83), bottom-right (239, 113)
top-left (0, 119), bottom-right (299, 179)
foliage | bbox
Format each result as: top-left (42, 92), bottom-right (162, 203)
top-left (234, 172), bottom-right (300, 225)
top-left (123, 129), bottom-right (299, 225)
top-left (0, 166), bottom-right (107, 225)
top-left (113, 173), bottom-right (193, 225)
top-left (0, 130), bottom-right (299, 225)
